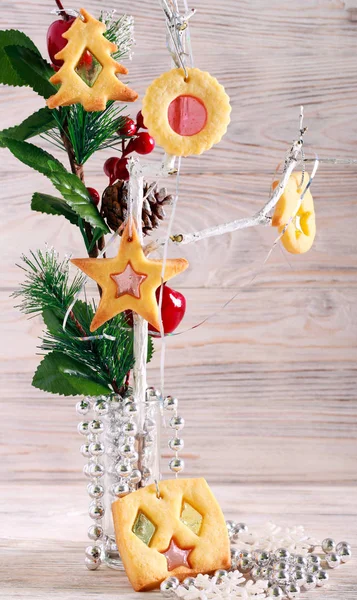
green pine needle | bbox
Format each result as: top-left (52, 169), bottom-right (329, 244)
top-left (13, 247), bottom-right (84, 318)
top-left (49, 102), bottom-right (127, 165)
top-left (12, 249), bottom-right (152, 394)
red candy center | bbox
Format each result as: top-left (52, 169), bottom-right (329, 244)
top-left (168, 95), bottom-right (207, 136)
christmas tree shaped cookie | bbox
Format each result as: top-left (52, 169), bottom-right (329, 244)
top-left (47, 8), bottom-right (138, 111)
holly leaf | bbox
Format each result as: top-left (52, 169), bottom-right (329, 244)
top-left (3, 137), bottom-right (66, 175)
top-left (0, 30), bottom-right (40, 87)
top-left (3, 139), bottom-right (109, 233)
top-left (42, 308), bottom-right (63, 335)
top-left (4, 45), bottom-right (56, 99)
top-left (31, 192), bottom-right (78, 226)
top-left (0, 108), bottom-right (56, 148)
top-left (32, 351), bottom-right (112, 396)
top-left (49, 170), bottom-right (109, 233)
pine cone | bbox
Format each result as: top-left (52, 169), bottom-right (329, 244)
top-left (101, 181), bottom-right (173, 234)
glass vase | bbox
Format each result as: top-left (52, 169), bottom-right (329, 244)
top-left (76, 389), bottom-right (162, 570)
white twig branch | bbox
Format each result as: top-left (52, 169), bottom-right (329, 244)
top-left (146, 107), bottom-right (307, 252)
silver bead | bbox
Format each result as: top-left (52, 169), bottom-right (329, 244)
top-left (93, 399), bottom-right (109, 416)
top-left (144, 418), bottom-right (156, 433)
top-left (85, 545), bottom-right (101, 560)
top-left (182, 577), bottom-right (196, 589)
top-left (214, 569), bottom-right (228, 578)
top-left (308, 564), bottom-right (319, 575)
top-left (326, 552), bottom-right (341, 569)
top-left (120, 443), bottom-right (136, 458)
top-left (276, 569), bottom-right (290, 585)
top-left (160, 577), bottom-right (180, 596)
top-left (164, 396), bottom-right (178, 410)
top-left (267, 585), bottom-right (283, 598)
top-left (85, 556), bottom-right (101, 570)
top-left (316, 569), bottom-right (329, 587)
top-left (292, 569), bottom-right (307, 587)
top-left (141, 466), bottom-right (151, 480)
top-left (122, 421), bottom-right (137, 436)
top-left (115, 463), bottom-right (132, 478)
top-left (168, 437), bottom-right (184, 452)
top-left (89, 442), bottom-right (105, 456)
top-left (87, 483), bottom-right (104, 499)
top-left (129, 469), bottom-right (142, 485)
top-left (321, 538), bottom-right (336, 554)
top-left (76, 399), bottom-right (91, 415)
top-left (88, 462), bottom-right (105, 479)
top-left (275, 548), bottom-right (290, 561)
top-left (128, 451), bottom-right (139, 464)
top-left (338, 545), bottom-right (352, 563)
top-left (303, 573), bottom-right (316, 590)
top-left (78, 421), bottom-right (89, 436)
top-left (239, 557), bottom-right (253, 572)
top-left (226, 520), bottom-right (236, 539)
top-left (169, 457), bottom-right (184, 473)
top-left (241, 549), bottom-right (252, 561)
top-left (285, 582), bottom-right (300, 599)
top-left (251, 566), bottom-right (262, 581)
top-left (293, 555), bottom-right (307, 569)
top-left (307, 553), bottom-right (320, 567)
top-left (89, 420), bottom-right (104, 435)
top-left (336, 541), bottom-right (351, 556)
top-left (169, 416), bottom-right (185, 430)
top-left (88, 524), bottom-right (103, 541)
top-left (230, 548), bottom-right (240, 567)
top-left (89, 502), bottom-right (105, 520)
top-left (108, 395), bottom-right (122, 411)
top-left (80, 443), bottom-right (91, 458)
top-left (112, 482), bottom-right (130, 498)
top-left (254, 549), bottom-right (271, 567)
top-left (273, 560), bottom-right (289, 572)
top-left (124, 401), bottom-right (139, 416)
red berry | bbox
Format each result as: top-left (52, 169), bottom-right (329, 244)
top-left (136, 110), bottom-right (147, 130)
top-left (149, 285), bottom-right (186, 335)
top-left (87, 187), bottom-right (100, 206)
top-left (103, 157), bottom-right (119, 184)
top-left (131, 132), bottom-right (155, 155)
top-left (118, 117), bottom-right (137, 138)
top-left (115, 158), bottom-right (129, 181)
top-left (47, 17), bottom-right (75, 67)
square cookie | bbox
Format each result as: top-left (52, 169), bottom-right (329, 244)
top-left (112, 478), bottom-right (231, 591)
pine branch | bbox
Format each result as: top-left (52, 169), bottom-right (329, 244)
top-left (13, 248), bottom-right (84, 317)
top-left (13, 249), bottom-right (141, 394)
top-left (100, 12), bottom-right (135, 61)
top-left (51, 102), bottom-right (127, 166)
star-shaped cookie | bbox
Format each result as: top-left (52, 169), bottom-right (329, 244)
top-left (71, 222), bottom-right (188, 331)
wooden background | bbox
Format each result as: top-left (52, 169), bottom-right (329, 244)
top-left (1, 0), bottom-right (356, 598)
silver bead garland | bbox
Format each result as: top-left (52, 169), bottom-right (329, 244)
top-left (166, 395), bottom-right (185, 475)
top-left (160, 521), bottom-right (352, 599)
top-left (77, 388), bottom-right (185, 570)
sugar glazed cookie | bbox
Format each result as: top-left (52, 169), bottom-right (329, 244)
top-left (112, 478), bottom-right (231, 591)
top-left (47, 8), bottom-right (138, 111)
top-left (142, 67), bottom-right (231, 157)
top-left (272, 172), bottom-right (316, 254)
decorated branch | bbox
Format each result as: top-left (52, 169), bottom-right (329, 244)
top-left (1, 0), bottom-right (354, 596)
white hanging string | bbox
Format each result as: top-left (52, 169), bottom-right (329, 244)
top-left (157, 0), bottom-right (195, 397)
